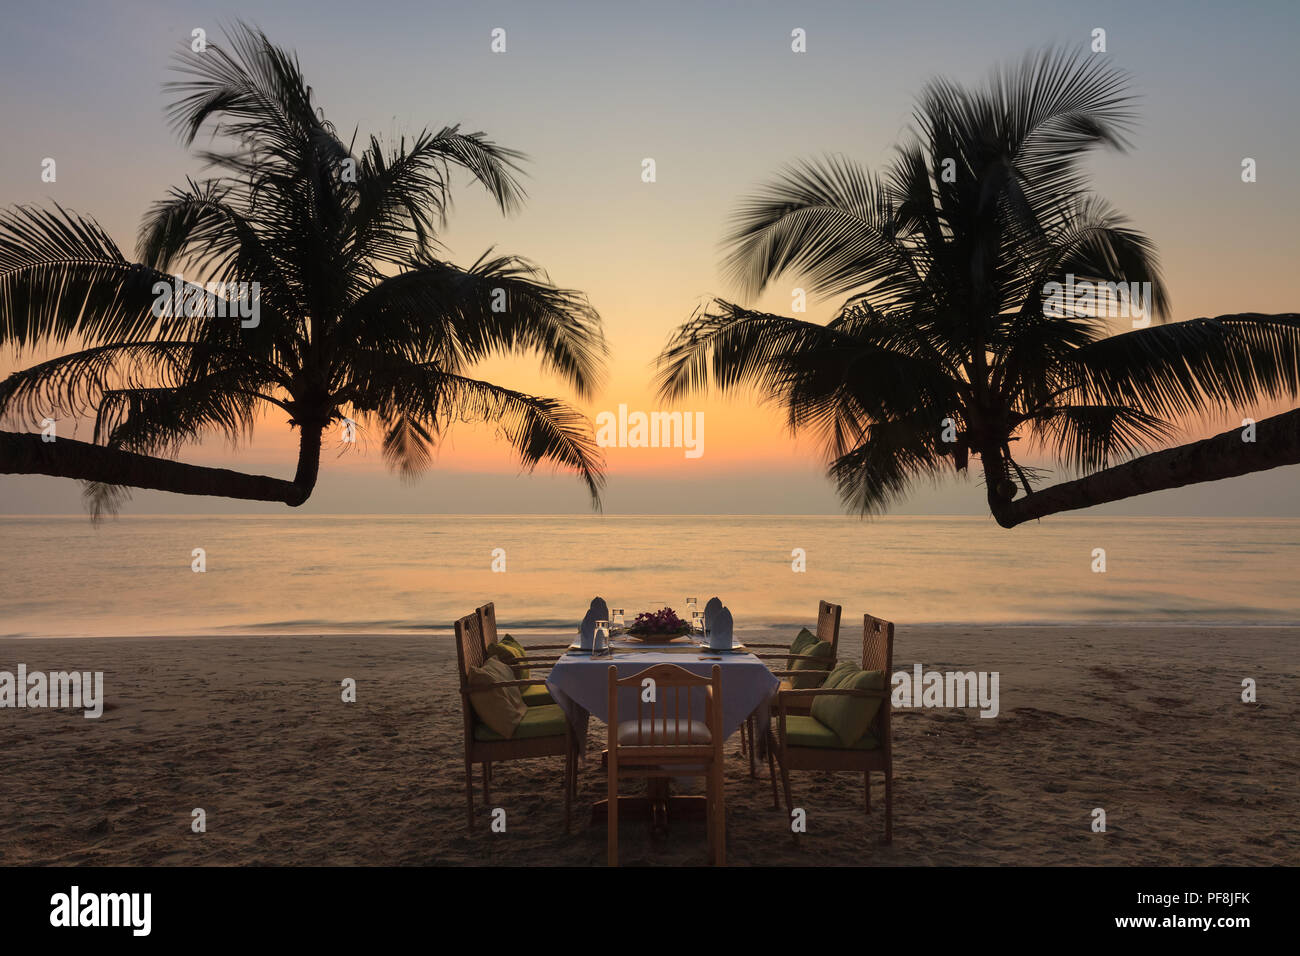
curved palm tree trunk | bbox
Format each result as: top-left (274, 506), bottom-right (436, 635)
top-left (0, 431), bottom-right (313, 506)
top-left (988, 407), bottom-right (1300, 528)
top-left (290, 420), bottom-right (325, 502)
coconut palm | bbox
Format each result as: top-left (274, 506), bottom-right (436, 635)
top-left (656, 49), bottom-right (1300, 527)
top-left (0, 24), bottom-right (606, 514)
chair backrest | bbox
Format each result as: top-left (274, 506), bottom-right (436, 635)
top-left (453, 611), bottom-right (488, 746)
top-left (816, 600), bottom-right (843, 654)
top-left (476, 602), bottom-right (498, 650)
top-left (862, 613), bottom-right (895, 748)
top-left (453, 611), bottom-right (487, 690)
top-left (607, 663), bottom-right (722, 751)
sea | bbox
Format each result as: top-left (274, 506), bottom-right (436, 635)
top-left (0, 514), bottom-right (1297, 637)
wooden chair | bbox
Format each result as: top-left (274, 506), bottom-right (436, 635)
top-left (766, 613), bottom-right (894, 844)
top-left (606, 663), bottom-right (725, 866)
top-left (742, 600), bottom-right (842, 775)
top-left (454, 611), bottom-right (575, 832)
top-left (476, 602), bottom-right (587, 789)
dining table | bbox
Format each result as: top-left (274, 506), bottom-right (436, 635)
top-left (546, 632), bottom-right (779, 836)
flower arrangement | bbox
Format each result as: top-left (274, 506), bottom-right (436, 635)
top-left (627, 607), bottom-right (693, 637)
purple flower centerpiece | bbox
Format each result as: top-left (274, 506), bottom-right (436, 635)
top-left (627, 607), bottom-right (693, 639)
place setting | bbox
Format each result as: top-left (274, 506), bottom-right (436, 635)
top-left (565, 595), bottom-right (749, 659)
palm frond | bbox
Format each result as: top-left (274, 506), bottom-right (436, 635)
top-left (136, 178), bottom-right (295, 298)
top-left (828, 415), bottom-right (945, 515)
top-left (0, 341), bottom-right (283, 428)
top-left (720, 156), bottom-right (921, 303)
top-left (165, 21), bottom-right (326, 159)
top-left (379, 414), bottom-right (435, 481)
top-left (346, 355), bottom-right (604, 506)
top-left (417, 126), bottom-right (527, 215)
top-left (0, 204), bottom-right (170, 349)
top-left (342, 252), bottom-right (606, 398)
top-left (918, 47), bottom-right (1136, 218)
top-left (94, 377), bottom-right (265, 456)
top-left (345, 128), bottom-right (527, 272)
top-left (1066, 313), bottom-right (1300, 419)
top-left (655, 302), bottom-right (847, 402)
top-left (1023, 402), bottom-right (1174, 473)
top-left (82, 481), bottom-right (133, 523)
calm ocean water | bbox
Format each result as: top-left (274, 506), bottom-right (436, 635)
top-left (0, 514), bottom-right (1297, 637)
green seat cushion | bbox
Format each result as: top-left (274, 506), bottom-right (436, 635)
top-left (784, 714), bottom-right (880, 751)
top-left (468, 656), bottom-right (527, 739)
top-left (487, 634), bottom-right (530, 680)
top-left (521, 684), bottom-right (553, 707)
top-left (786, 627), bottom-right (818, 669)
top-left (474, 703), bottom-right (568, 742)
top-left (811, 668), bottom-right (885, 746)
top-left (788, 639), bottom-right (835, 689)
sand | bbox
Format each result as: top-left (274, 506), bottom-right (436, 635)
top-left (1, 625), bottom-right (1296, 866)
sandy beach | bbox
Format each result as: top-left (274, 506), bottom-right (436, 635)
top-left (1, 624), bottom-right (1295, 867)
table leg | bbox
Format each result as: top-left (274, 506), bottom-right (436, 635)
top-left (591, 778), bottom-right (709, 836)
top-left (647, 777), bottom-right (670, 841)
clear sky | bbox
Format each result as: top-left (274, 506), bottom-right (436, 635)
top-left (1, 0), bottom-right (1298, 515)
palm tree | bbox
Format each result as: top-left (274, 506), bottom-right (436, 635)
top-left (0, 24), bottom-right (606, 515)
top-left (656, 49), bottom-right (1300, 527)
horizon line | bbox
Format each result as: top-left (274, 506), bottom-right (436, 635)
top-left (1, 513), bottom-right (1293, 520)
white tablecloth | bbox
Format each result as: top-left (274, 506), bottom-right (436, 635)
top-left (546, 641), bottom-right (778, 739)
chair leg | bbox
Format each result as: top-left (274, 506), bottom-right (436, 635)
top-left (607, 763), bottom-right (619, 867)
top-left (563, 745), bottom-right (573, 833)
top-left (482, 762), bottom-right (492, 804)
top-left (766, 728), bottom-right (779, 809)
top-left (706, 769), bottom-right (716, 865)
top-left (714, 762), bottom-right (726, 866)
top-left (464, 754), bottom-right (475, 831)
top-left (747, 716), bottom-right (757, 778)
top-left (865, 771), bottom-right (872, 813)
top-left (568, 738), bottom-right (579, 801)
top-left (739, 719), bottom-right (748, 756)
top-left (884, 763), bottom-right (893, 845)
top-left (780, 760), bottom-right (796, 845)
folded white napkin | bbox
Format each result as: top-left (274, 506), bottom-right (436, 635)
top-left (703, 597), bottom-right (724, 633)
top-left (709, 606), bottom-right (734, 650)
top-left (578, 597), bottom-right (608, 649)
top-left (578, 608), bottom-right (597, 649)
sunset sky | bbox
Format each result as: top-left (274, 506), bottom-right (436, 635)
top-left (1, 0), bottom-right (1297, 515)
